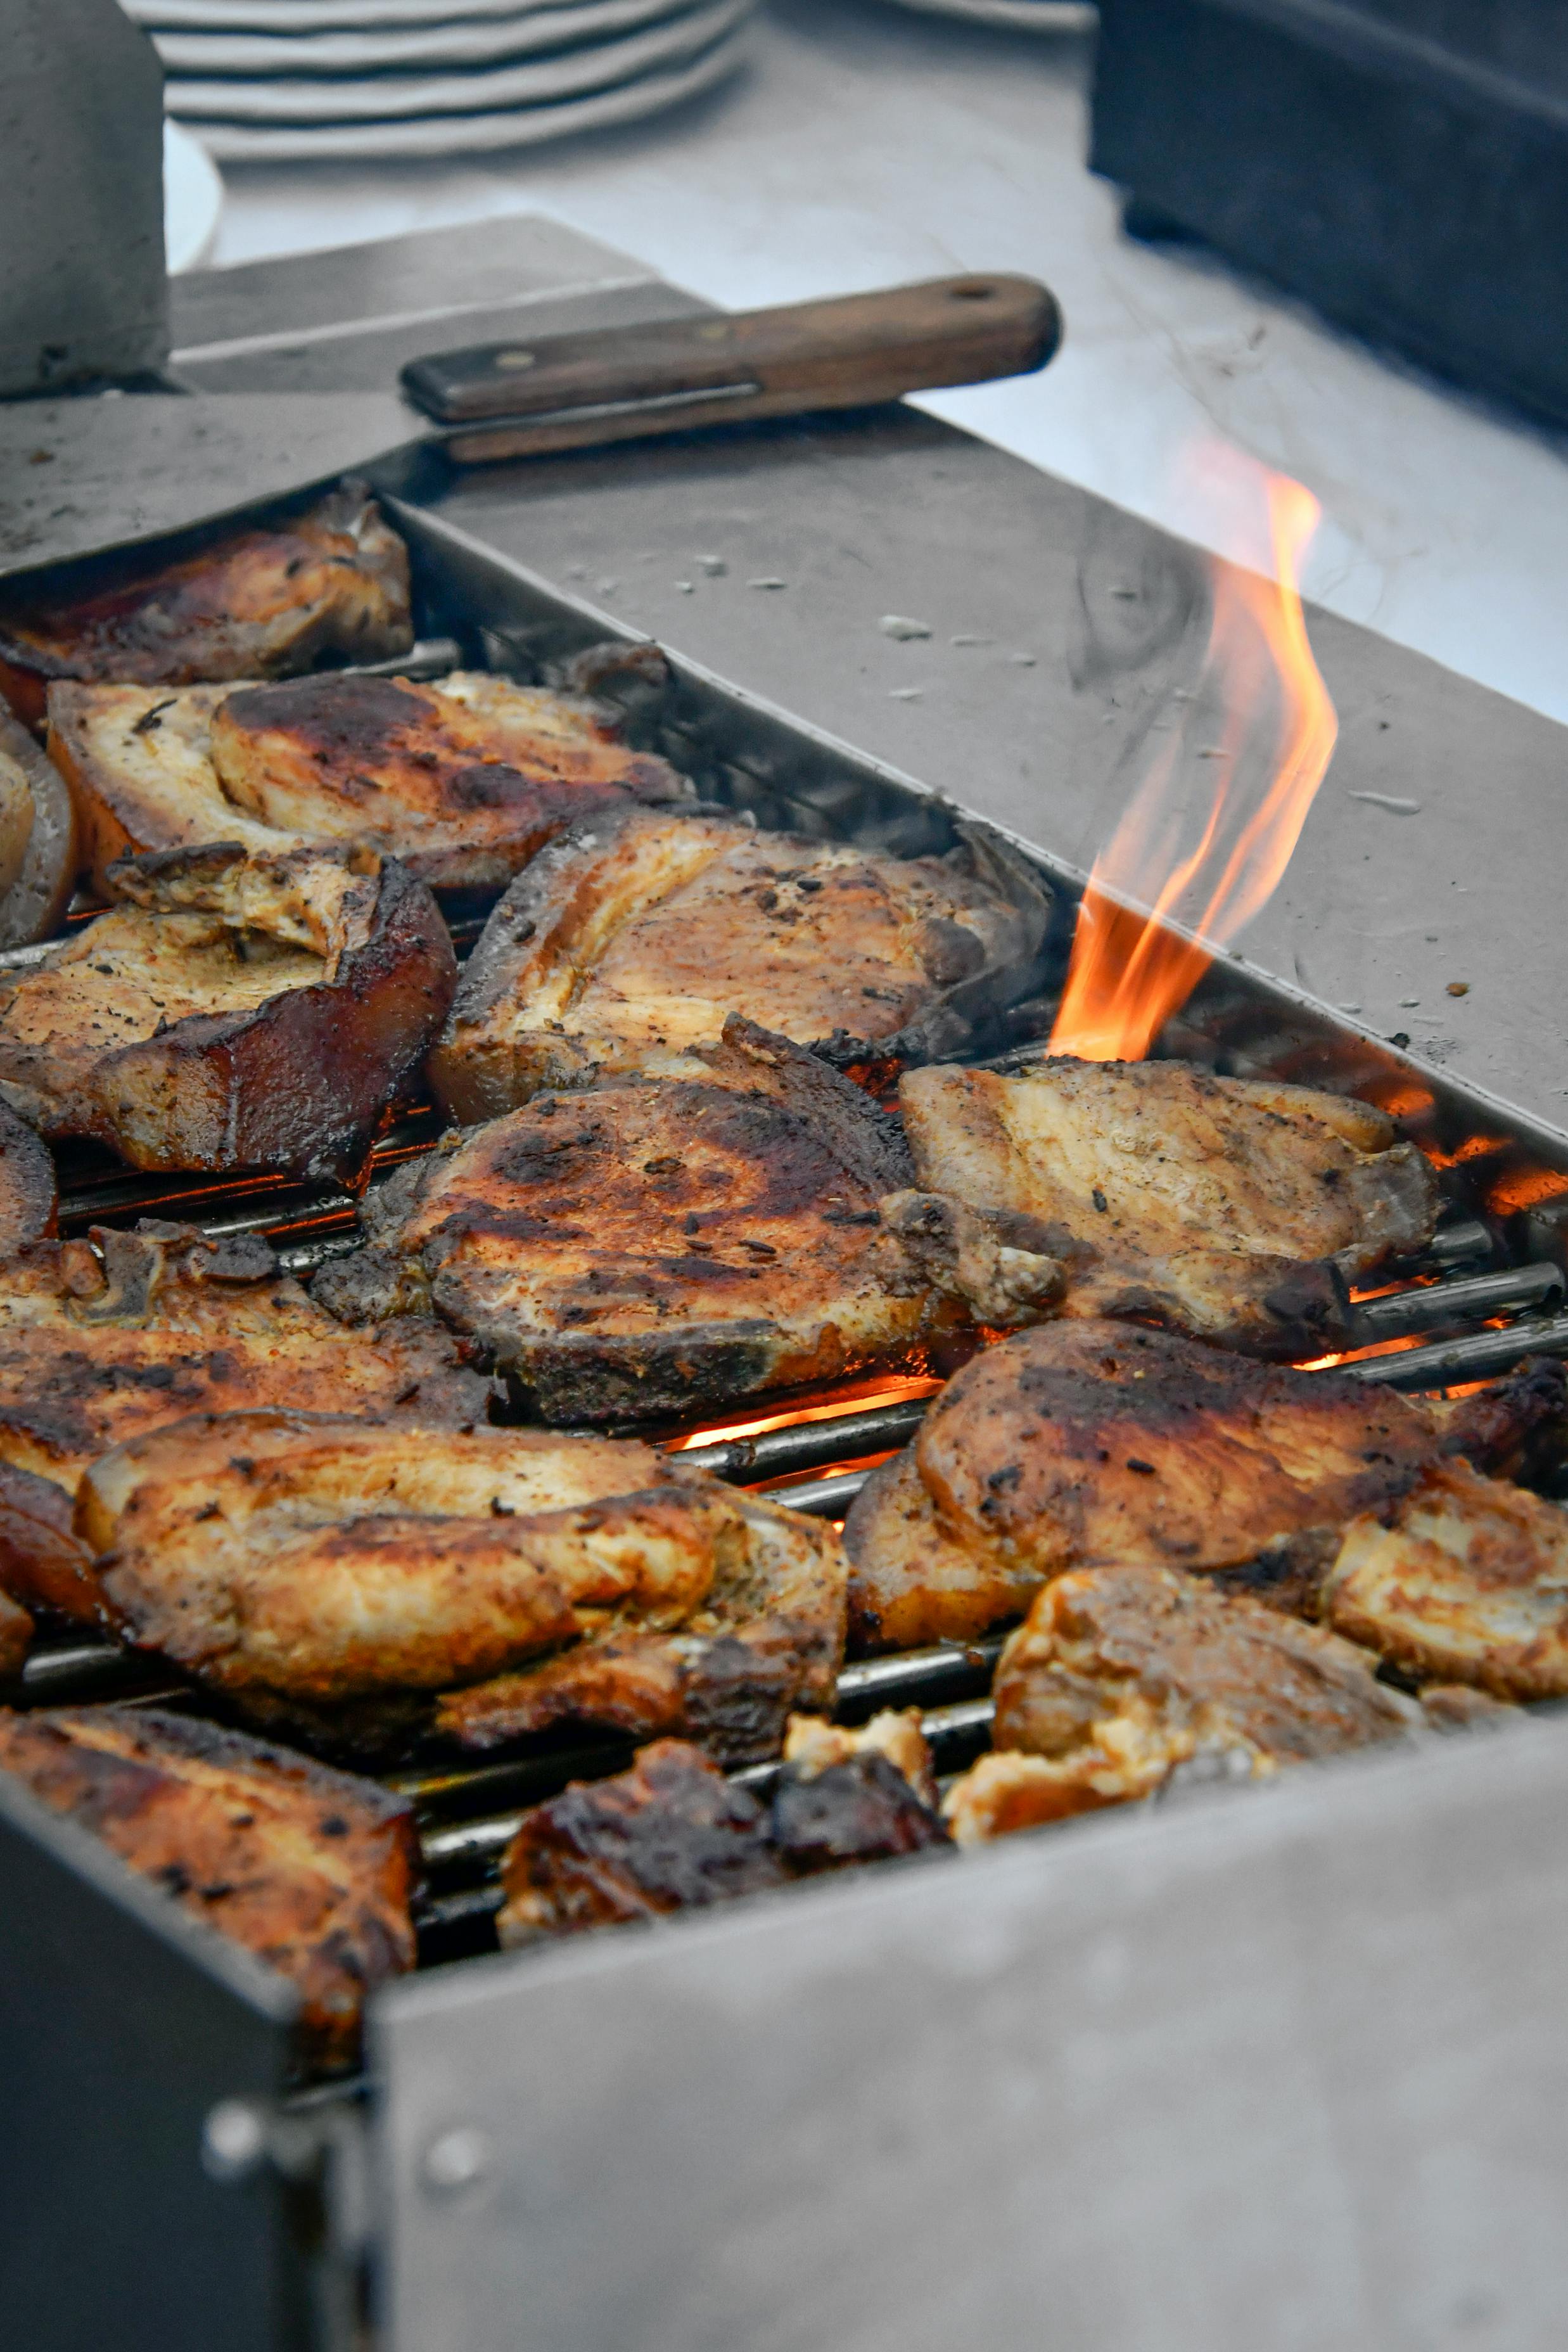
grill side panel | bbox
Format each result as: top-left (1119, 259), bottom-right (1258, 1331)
top-left (374, 1716), bottom-right (1568, 2352)
top-left (0, 1777), bottom-right (309, 2352)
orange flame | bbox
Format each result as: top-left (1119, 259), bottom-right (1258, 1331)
top-left (1051, 454), bottom-right (1338, 1061)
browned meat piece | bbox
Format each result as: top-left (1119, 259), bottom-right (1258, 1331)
top-left (0, 1222), bottom-right (492, 1494)
top-left (942, 1563), bottom-right (1417, 1844)
top-left (0, 1705), bottom-right (416, 2067)
top-left (319, 1018), bottom-right (950, 1427)
top-left (889, 1058), bottom-right (1438, 1357)
top-left (426, 807), bottom-right (1050, 1122)
top-left (497, 1714), bottom-right (948, 1945)
top-left (843, 1322), bottom-right (1553, 1652)
top-left (0, 1587), bottom-right (30, 1678)
top-left (0, 694), bottom-right (76, 947)
top-left (49, 665), bottom-right (691, 900)
top-left (0, 843), bottom-right (454, 1175)
top-left (0, 1099), bottom-right (54, 1247)
top-left (1324, 1460), bottom-right (1568, 1700)
top-left (0, 1459), bottom-right (98, 1629)
top-left (0, 483), bottom-right (411, 727)
top-left (78, 1410), bottom-right (846, 1761)
top-left (498, 1742), bottom-right (790, 1943)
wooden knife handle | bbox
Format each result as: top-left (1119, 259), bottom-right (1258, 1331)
top-left (402, 274), bottom-right (1062, 466)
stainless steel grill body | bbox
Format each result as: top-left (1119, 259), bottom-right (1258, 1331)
top-left (4, 496), bottom-right (1568, 2352)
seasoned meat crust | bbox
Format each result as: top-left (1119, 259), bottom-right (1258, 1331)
top-left (891, 1058), bottom-right (1439, 1356)
top-left (427, 806), bottom-right (1050, 1121)
top-left (319, 1018), bottom-right (949, 1427)
top-left (0, 1099), bottom-right (54, 1248)
top-left (0, 1458), bottom-right (98, 1632)
top-left (0, 1704), bottom-right (416, 2068)
top-left (49, 665), bottom-right (691, 899)
top-left (0, 483), bottom-right (412, 728)
top-left (0, 844), bottom-right (455, 1176)
top-left (0, 695), bottom-right (76, 948)
top-left (78, 1410), bottom-right (846, 1763)
top-left (941, 1563), bottom-right (1416, 1843)
top-left (0, 1223), bottom-right (492, 1493)
top-left (844, 1322), bottom-right (1559, 1652)
top-left (497, 1717), bottom-right (948, 1945)
top-left (1325, 1460), bottom-right (1568, 1699)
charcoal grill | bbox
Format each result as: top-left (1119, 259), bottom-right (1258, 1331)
top-left (4, 495), bottom-right (1568, 2352)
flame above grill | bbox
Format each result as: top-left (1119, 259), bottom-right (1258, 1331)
top-left (1051, 449), bottom-right (1338, 1061)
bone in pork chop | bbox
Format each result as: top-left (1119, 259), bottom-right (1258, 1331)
top-left (0, 1704), bottom-right (416, 2067)
top-left (318, 1018), bottom-right (952, 1427)
top-left (49, 663), bottom-right (691, 899)
top-left (0, 1098), bottom-right (54, 1248)
top-left (0, 693), bottom-right (76, 948)
top-left (0, 482), bottom-right (412, 729)
top-left (886, 1057), bottom-right (1439, 1356)
top-left (426, 807), bottom-right (1050, 1120)
top-left (497, 1711), bottom-right (948, 1945)
top-left (941, 1564), bottom-right (1419, 1843)
top-left (844, 1320), bottom-right (1566, 1651)
top-left (0, 1223), bottom-right (493, 1500)
top-left (1323, 1460), bottom-right (1568, 1700)
top-left (78, 1410), bottom-right (847, 1764)
top-left (0, 843), bottom-right (454, 1176)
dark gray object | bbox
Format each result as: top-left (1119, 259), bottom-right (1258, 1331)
top-left (1091, 0), bottom-right (1568, 428)
top-left (0, 0), bottom-right (169, 395)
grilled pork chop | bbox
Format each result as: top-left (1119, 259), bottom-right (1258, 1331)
top-left (427, 807), bottom-right (1050, 1122)
top-left (0, 482), bottom-right (411, 729)
top-left (844, 1321), bottom-right (1564, 1651)
top-left (49, 665), bottom-right (691, 900)
top-left (0, 1099), bottom-right (54, 1247)
top-left (319, 1018), bottom-right (948, 1427)
top-left (0, 1222), bottom-right (492, 1499)
top-left (0, 694), bottom-right (76, 947)
top-left (0, 1459), bottom-right (99, 1667)
top-left (1323, 1460), bottom-right (1568, 1699)
top-left (941, 1563), bottom-right (1418, 1843)
top-left (79, 1410), bottom-right (847, 1763)
top-left (887, 1058), bottom-right (1439, 1355)
top-left (0, 843), bottom-right (454, 1175)
top-left (497, 1712), bottom-right (948, 1945)
top-left (0, 1705), bottom-right (416, 2066)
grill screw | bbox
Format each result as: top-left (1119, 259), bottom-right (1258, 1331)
top-left (201, 2097), bottom-right (269, 2185)
top-left (422, 2125), bottom-right (492, 2196)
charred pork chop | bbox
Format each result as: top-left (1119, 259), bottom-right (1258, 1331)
top-left (0, 694), bottom-right (76, 947)
top-left (0, 482), bottom-right (411, 729)
top-left (49, 665), bottom-right (691, 900)
top-left (78, 1410), bottom-right (847, 1763)
top-left (0, 1705), bottom-right (416, 2066)
top-left (0, 1223), bottom-right (492, 1500)
top-left (319, 1018), bottom-right (950, 1427)
top-left (845, 1321), bottom-right (1565, 1651)
top-left (886, 1058), bottom-right (1439, 1356)
top-left (497, 1712), bottom-right (948, 1945)
top-left (1323, 1461), bottom-right (1568, 1700)
top-left (941, 1564), bottom-right (1418, 1843)
top-left (0, 843), bottom-right (454, 1176)
top-left (426, 807), bottom-right (1049, 1122)
top-left (0, 1099), bottom-right (54, 1248)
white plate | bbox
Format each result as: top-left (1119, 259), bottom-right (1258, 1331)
top-left (176, 23), bottom-right (748, 158)
top-left (163, 120), bottom-right (224, 272)
top-left (149, 0), bottom-right (693, 78)
top-left (127, 0), bottom-right (659, 31)
top-left (883, 0), bottom-right (1094, 27)
top-left (164, 0), bottom-right (748, 122)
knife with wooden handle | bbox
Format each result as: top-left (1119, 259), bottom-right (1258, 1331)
top-left (401, 274), bottom-right (1062, 463)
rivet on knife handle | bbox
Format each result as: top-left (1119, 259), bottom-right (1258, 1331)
top-left (400, 274), bottom-right (1062, 465)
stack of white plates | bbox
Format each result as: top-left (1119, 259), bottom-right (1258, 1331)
top-left (123, 0), bottom-right (756, 163)
top-left (884, 0), bottom-right (1093, 29)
